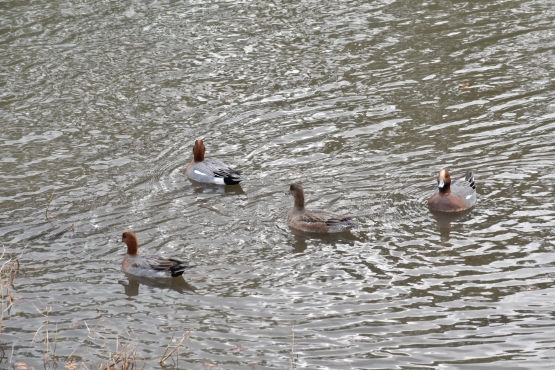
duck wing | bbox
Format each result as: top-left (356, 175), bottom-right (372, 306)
top-left (297, 212), bottom-right (330, 225)
top-left (200, 159), bottom-right (243, 185)
top-left (302, 209), bottom-right (357, 229)
top-left (451, 171), bottom-right (477, 207)
top-left (135, 255), bottom-right (194, 277)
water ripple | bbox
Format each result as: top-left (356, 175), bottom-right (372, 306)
top-left (2, 0), bottom-right (555, 369)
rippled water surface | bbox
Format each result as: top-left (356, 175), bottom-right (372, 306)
top-left (2, 0), bottom-right (555, 368)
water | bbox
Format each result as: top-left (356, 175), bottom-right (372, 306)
top-left (2, 0), bottom-right (555, 368)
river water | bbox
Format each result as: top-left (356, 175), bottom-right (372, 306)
top-left (2, 0), bottom-right (555, 369)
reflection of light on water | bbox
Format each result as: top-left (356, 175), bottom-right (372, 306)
top-left (3, 0), bottom-right (555, 367)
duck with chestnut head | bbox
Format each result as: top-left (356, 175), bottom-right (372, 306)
top-left (186, 139), bottom-right (242, 185)
top-left (120, 230), bottom-right (193, 278)
top-left (428, 169), bottom-right (476, 212)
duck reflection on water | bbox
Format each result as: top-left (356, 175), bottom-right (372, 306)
top-left (289, 227), bottom-right (359, 253)
top-left (121, 273), bottom-right (196, 297)
top-left (430, 208), bottom-right (474, 242)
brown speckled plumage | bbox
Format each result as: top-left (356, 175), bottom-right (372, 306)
top-left (286, 184), bottom-right (357, 233)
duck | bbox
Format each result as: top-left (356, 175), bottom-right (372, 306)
top-left (120, 230), bottom-right (193, 278)
top-left (428, 169), bottom-right (476, 212)
top-left (186, 139), bottom-right (242, 185)
top-left (286, 183), bottom-right (357, 233)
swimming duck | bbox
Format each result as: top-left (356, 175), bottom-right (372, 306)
top-left (286, 183), bottom-right (357, 233)
top-left (428, 169), bottom-right (476, 212)
top-left (186, 139), bottom-right (242, 185)
top-left (120, 230), bottom-right (193, 278)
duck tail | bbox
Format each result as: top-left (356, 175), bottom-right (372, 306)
top-left (170, 260), bottom-right (194, 278)
top-left (223, 171), bottom-right (243, 185)
top-left (341, 218), bottom-right (358, 230)
top-left (465, 171), bottom-right (476, 189)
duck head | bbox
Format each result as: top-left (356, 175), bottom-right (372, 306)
top-left (286, 183), bottom-right (305, 209)
top-left (121, 230), bottom-right (139, 255)
top-left (437, 169), bottom-right (451, 193)
top-left (193, 139), bottom-right (206, 162)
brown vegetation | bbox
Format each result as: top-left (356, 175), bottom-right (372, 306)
top-left (0, 247), bottom-right (194, 369)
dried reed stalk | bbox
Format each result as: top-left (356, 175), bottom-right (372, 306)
top-left (290, 325), bottom-right (295, 369)
top-left (160, 329), bottom-right (192, 364)
top-left (45, 192), bottom-right (55, 219)
top-left (27, 301), bottom-right (56, 364)
top-left (102, 336), bottom-right (141, 370)
top-left (66, 318), bottom-right (106, 363)
top-left (1, 245), bottom-right (25, 335)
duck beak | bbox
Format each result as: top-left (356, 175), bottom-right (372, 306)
top-left (438, 180), bottom-right (445, 189)
top-left (285, 191), bottom-right (291, 196)
top-left (117, 238), bottom-right (123, 243)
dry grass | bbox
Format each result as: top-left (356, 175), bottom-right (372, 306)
top-left (1, 244), bottom-right (147, 370)
top-left (68, 327), bottom-right (194, 369)
top-left (290, 325), bottom-right (296, 370)
top-left (0, 245), bottom-right (26, 365)
top-left (65, 319), bottom-right (147, 370)
top-left (65, 323), bottom-right (195, 369)
top-left (98, 335), bottom-right (143, 370)
top-left (1, 246), bottom-right (24, 334)
top-left (1, 247), bottom-right (22, 330)
top-left (29, 301), bottom-right (56, 364)
top-left (0, 245), bottom-right (195, 369)
top-left (45, 192), bottom-right (55, 219)
top-left (160, 329), bottom-right (192, 366)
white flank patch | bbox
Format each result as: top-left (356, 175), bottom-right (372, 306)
top-left (194, 170), bottom-right (207, 176)
top-left (214, 178), bottom-right (225, 185)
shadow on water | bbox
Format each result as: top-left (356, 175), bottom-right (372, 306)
top-left (429, 208), bottom-right (474, 242)
top-left (120, 273), bottom-right (196, 297)
top-left (189, 181), bottom-right (245, 196)
top-left (289, 228), bottom-right (358, 253)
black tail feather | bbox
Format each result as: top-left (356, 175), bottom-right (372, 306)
top-left (223, 173), bottom-right (243, 185)
top-left (170, 260), bottom-right (194, 278)
top-left (465, 171), bottom-right (476, 189)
